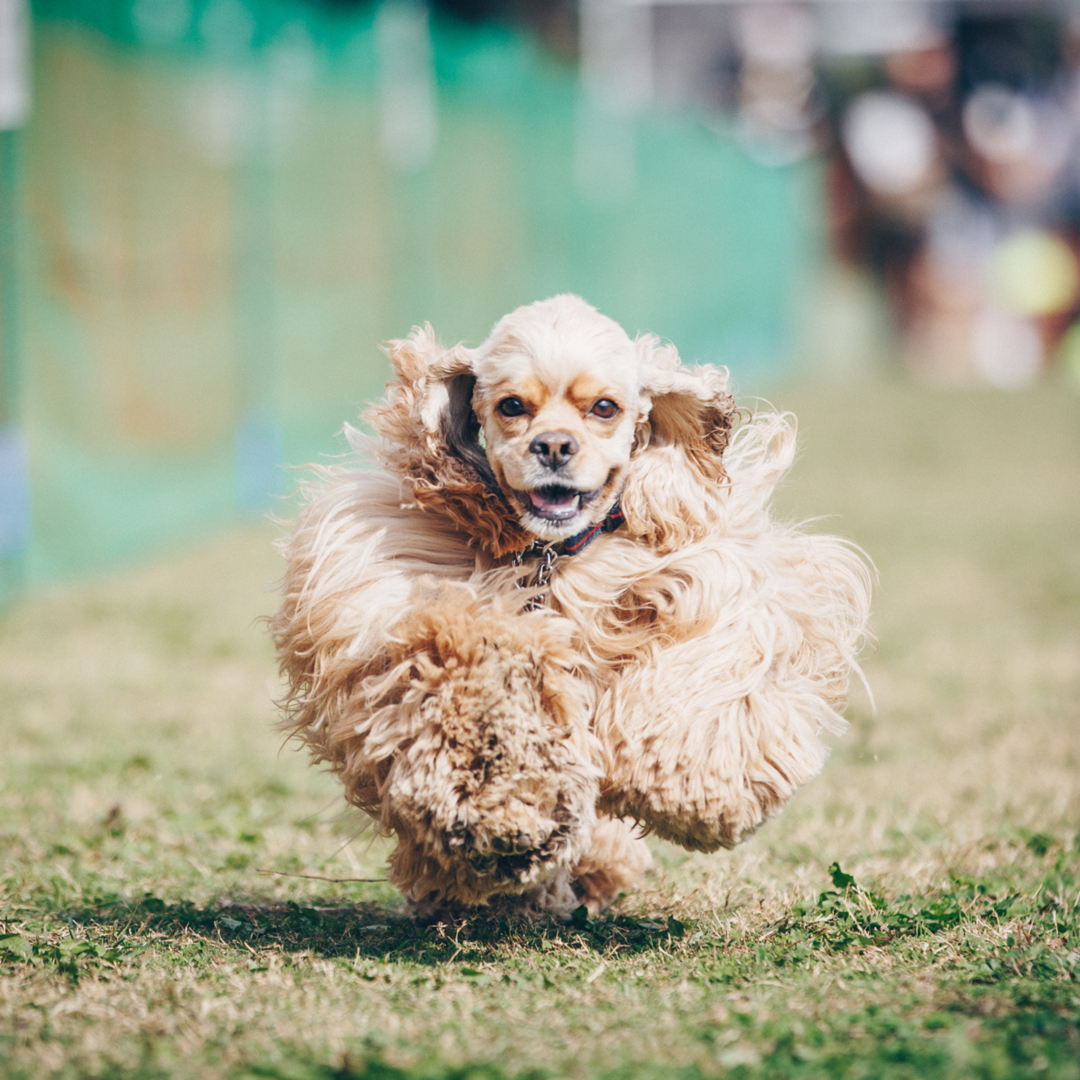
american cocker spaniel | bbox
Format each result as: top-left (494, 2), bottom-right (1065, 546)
top-left (273, 295), bottom-right (871, 917)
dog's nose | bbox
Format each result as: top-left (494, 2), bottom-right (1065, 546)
top-left (529, 431), bottom-right (580, 469)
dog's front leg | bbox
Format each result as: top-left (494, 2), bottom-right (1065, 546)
top-left (594, 629), bottom-right (842, 854)
top-left (368, 584), bottom-right (601, 909)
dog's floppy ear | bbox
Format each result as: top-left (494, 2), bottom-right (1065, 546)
top-left (620, 335), bottom-right (737, 551)
top-left (363, 324), bottom-right (530, 557)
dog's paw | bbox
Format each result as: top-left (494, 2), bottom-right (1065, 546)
top-left (378, 589), bottom-right (600, 904)
top-left (405, 870), bottom-right (579, 924)
top-left (569, 816), bottom-right (652, 915)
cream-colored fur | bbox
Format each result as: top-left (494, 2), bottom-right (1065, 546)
top-left (273, 295), bottom-right (871, 917)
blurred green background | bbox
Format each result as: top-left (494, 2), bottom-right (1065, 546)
top-left (0, 0), bottom-right (815, 594)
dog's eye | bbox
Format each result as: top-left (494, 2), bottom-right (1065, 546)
top-left (590, 399), bottom-right (619, 419)
top-left (497, 397), bottom-right (526, 418)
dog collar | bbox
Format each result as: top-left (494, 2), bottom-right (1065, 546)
top-left (516, 499), bottom-right (625, 563)
top-left (513, 501), bottom-right (624, 609)
top-left (561, 500), bottom-right (625, 555)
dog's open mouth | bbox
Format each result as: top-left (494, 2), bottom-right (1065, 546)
top-left (521, 485), bottom-right (600, 522)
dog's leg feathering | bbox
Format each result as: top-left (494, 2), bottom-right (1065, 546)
top-left (593, 530), bottom-right (872, 852)
top-left (370, 586), bottom-right (602, 908)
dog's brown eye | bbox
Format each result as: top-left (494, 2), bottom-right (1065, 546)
top-left (497, 397), bottom-right (526, 418)
top-left (590, 399), bottom-right (619, 419)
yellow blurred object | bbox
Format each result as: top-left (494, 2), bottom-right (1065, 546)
top-left (989, 229), bottom-right (1080, 317)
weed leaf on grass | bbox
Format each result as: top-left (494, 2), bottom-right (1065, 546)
top-left (0, 932), bottom-right (33, 960)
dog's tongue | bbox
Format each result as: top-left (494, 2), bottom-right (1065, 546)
top-left (529, 488), bottom-right (579, 515)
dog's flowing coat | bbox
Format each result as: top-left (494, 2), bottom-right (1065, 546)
top-left (274, 296), bottom-right (871, 915)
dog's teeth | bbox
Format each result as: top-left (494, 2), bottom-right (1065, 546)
top-left (527, 487), bottom-right (582, 519)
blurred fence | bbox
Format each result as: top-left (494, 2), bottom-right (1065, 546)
top-left (0, 0), bottom-right (817, 597)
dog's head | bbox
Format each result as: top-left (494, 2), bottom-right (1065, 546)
top-left (366, 295), bottom-right (736, 556)
top-left (469, 295), bottom-right (644, 543)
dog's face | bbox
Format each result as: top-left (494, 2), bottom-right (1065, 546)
top-left (470, 297), bottom-right (645, 542)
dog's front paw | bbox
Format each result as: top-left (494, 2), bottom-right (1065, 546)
top-left (377, 590), bottom-right (600, 905)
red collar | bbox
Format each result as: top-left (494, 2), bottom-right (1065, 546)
top-left (561, 500), bottom-right (625, 555)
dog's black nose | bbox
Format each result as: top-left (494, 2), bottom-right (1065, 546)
top-left (529, 431), bottom-right (579, 469)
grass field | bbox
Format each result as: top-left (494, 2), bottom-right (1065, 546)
top-left (2, 380), bottom-right (1079, 1080)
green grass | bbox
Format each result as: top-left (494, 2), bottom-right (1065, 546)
top-left (2, 380), bottom-right (1079, 1080)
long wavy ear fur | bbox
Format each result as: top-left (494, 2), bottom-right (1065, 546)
top-left (620, 335), bottom-right (737, 552)
top-left (363, 325), bottom-right (531, 557)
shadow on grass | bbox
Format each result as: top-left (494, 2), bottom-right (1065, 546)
top-left (4, 1049), bottom-right (553, 1080)
top-left (235, 1054), bottom-right (725, 1080)
top-left (58, 891), bottom-right (682, 966)
top-left (238, 1055), bottom-right (550, 1080)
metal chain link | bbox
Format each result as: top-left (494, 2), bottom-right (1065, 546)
top-left (512, 543), bottom-right (559, 611)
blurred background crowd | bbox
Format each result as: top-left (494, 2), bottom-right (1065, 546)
top-left (1, 0), bottom-right (1078, 597)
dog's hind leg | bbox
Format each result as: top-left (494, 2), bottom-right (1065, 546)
top-left (370, 585), bottom-right (601, 907)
